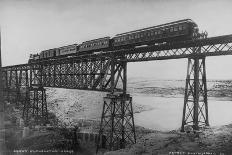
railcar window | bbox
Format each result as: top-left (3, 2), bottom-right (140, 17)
top-left (174, 26), bottom-right (178, 31)
top-left (182, 25), bottom-right (186, 30)
top-left (170, 27), bottom-right (173, 32)
top-left (179, 25), bottom-right (182, 30)
top-left (143, 32), bottom-right (146, 36)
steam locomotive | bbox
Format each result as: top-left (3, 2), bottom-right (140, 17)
top-left (28, 19), bottom-right (199, 63)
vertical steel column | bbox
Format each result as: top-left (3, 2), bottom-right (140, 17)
top-left (15, 70), bottom-right (19, 107)
top-left (202, 59), bottom-right (209, 126)
top-left (122, 61), bottom-right (127, 95)
top-left (193, 58), bottom-right (199, 130)
top-left (23, 69), bottom-right (30, 126)
top-left (181, 56), bottom-right (209, 132)
top-left (110, 57), bottom-right (115, 92)
top-left (53, 63), bottom-right (56, 87)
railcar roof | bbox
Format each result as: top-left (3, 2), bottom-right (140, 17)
top-left (58, 44), bottom-right (78, 49)
top-left (115, 19), bottom-right (197, 37)
top-left (82, 37), bottom-right (110, 44)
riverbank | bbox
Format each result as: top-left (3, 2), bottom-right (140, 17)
top-left (46, 88), bottom-right (154, 126)
top-left (105, 124), bottom-right (232, 155)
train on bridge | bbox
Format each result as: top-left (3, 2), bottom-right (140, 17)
top-left (28, 19), bottom-right (199, 63)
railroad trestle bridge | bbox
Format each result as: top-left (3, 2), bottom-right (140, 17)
top-left (2, 34), bottom-right (232, 151)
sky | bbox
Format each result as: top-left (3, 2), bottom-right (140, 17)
top-left (1, 0), bottom-right (232, 79)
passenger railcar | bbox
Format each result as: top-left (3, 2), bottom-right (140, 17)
top-left (56, 44), bottom-right (79, 56)
top-left (112, 19), bottom-right (198, 47)
top-left (39, 48), bottom-right (57, 59)
top-left (79, 37), bottom-right (110, 52)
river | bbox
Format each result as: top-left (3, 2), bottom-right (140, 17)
top-left (133, 94), bottom-right (232, 131)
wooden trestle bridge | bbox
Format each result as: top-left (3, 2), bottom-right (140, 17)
top-left (2, 34), bottom-right (232, 151)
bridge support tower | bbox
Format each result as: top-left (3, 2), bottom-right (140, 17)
top-left (97, 59), bottom-right (136, 152)
top-left (181, 56), bottom-right (209, 131)
top-left (97, 93), bottom-right (136, 151)
top-left (23, 86), bottom-right (48, 126)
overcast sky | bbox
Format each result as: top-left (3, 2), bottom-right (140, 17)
top-left (1, 0), bottom-right (232, 79)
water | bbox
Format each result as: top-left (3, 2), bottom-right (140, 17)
top-left (133, 95), bottom-right (232, 131)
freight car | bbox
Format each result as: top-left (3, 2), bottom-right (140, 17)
top-left (28, 19), bottom-right (199, 63)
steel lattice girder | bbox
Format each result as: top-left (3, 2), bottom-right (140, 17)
top-left (114, 34), bottom-right (232, 62)
top-left (37, 57), bottom-right (127, 92)
top-left (40, 59), bottom-right (113, 91)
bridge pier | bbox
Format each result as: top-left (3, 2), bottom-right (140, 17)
top-left (97, 93), bottom-right (136, 151)
top-left (23, 86), bottom-right (48, 126)
top-left (181, 56), bottom-right (209, 132)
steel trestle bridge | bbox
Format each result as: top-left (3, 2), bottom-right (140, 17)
top-left (2, 34), bottom-right (232, 151)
